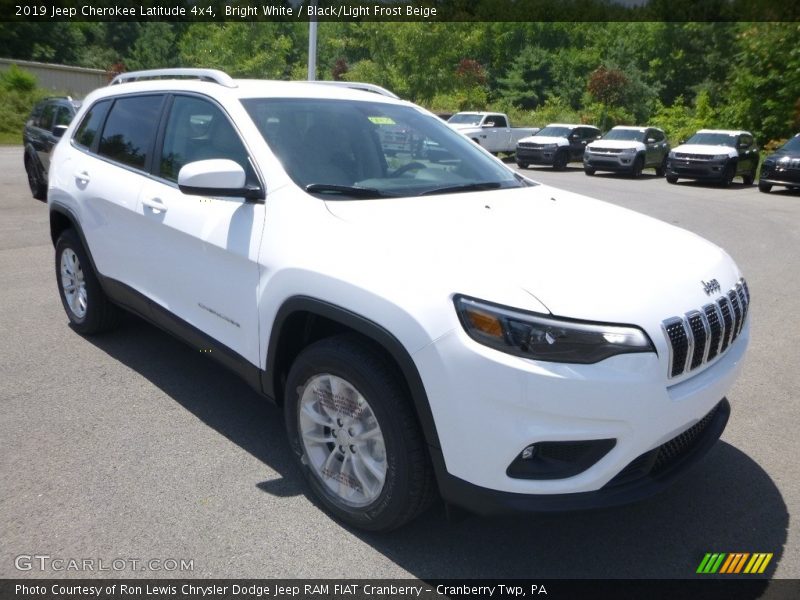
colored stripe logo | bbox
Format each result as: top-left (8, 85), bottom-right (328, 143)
top-left (697, 553), bottom-right (773, 574)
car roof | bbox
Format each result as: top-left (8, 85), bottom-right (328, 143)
top-left (611, 126), bottom-right (653, 132)
top-left (544, 123), bottom-right (587, 129)
top-left (98, 68), bottom-right (406, 107)
top-left (697, 129), bottom-right (753, 136)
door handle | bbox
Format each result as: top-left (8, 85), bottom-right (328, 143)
top-left (73, 170), bottom-right (90, 183)
top-left (142, 197), bottom-right (168, 213)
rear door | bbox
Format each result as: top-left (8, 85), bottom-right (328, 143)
top-left (69, 95), bottom-right (167, 287)
top-left (135, 94), bottom-right (265, 364)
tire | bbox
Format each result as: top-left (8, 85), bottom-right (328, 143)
top-left (284, 335), bottom-right (436, 531)
top-left (552, 150), bottom-right (568, 170)
top-left (720, 163), bottom-right (736, 187)
top-left (516, 161), bottom-right (529, 169)
top-left (631, 155), bottom-right (645, 179)
top-left (655, 157), bottom-right (667, 177)
top-left (742, 171), bottom-right (755, 186)
top-left (758, 181), bottom-right (772, 193)
top-left (25, 155), bottom-right (47, 200)
top-left (584, 166), bottom-right (596, 176)
top-left (666, 175), bottom-right (678, 184)
top-left (55, 229), bottom-right (120, 334)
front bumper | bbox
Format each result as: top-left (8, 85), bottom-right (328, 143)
top-left (415, 321), bottom-right (748, 513)
top-left (760, 165), bottom-right (800, 188)
top-left (516, 146), bottom-right (558, 165)
top-left (667, 158), bottom-right (728, 180)
top-left (584, 152), bottom-right (637, 172)
top-left (433, 399), bottom-right (729, 514)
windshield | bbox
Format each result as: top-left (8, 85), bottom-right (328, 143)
top-left (242, 99), bottom-right (524, 198)
top-left (686, 132), bottom-right (738, 147)
top-left (779, 136), bottom-right (800, 153)
top-left (447, 113), bottom-right (483, 125)
top-left (535, 126), bottom-right (571, 138)
top-left (603, 129), bottom-right (646, 142)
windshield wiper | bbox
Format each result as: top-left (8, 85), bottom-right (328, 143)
top-left (305, 183), bottom-right (394, 199)
top-left (419, 181), bottom-right (505, 196)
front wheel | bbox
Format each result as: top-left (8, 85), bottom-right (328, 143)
top-left (552, 150), bottom-right (569, 170)
top-left (721, 163), bottom-right (736, 187)
top-left (758, 181), bottom-right (772, 193)
top-left (584, 166), bottom-right (596, 176)
top-left (666, 175), bottom-right (678, 184)
top-left (631, 155), bottom-right (645, 178)
top-left (655, 157), bottom-right (667, 177)
top-left (55, 229), bottom-right (120, 334)
top-left (284, 336), bottom-right (435, 531)
top-left (742, 171), bottom-right (755, 186)
top-left (516, 161), bottom-right (529, 169)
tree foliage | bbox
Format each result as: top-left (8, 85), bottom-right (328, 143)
top-left (1, 20), bottom-right (798, 144)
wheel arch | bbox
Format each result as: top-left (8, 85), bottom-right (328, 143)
top-left (264, 296), bottom-right (442, 451)
top-left (49, 204), bottom-right (102, 279)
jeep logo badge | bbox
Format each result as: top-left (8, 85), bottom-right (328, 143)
top-left (701, 279), bottom-right (721, 296)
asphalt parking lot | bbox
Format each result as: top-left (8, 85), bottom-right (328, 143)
top-left (1, 146), bottom-right (798, 580)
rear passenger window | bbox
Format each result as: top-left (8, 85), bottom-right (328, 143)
top-left (74, 100), bottom-right (111, 150)
top-left (98, 96), bottom-right (164, 170)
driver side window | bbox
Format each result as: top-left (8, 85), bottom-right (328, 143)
top-left (160, 95), bottom-right (256, 185)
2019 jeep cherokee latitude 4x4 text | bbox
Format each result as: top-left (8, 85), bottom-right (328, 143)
top-left (48, 69), bottom-right (750, 531)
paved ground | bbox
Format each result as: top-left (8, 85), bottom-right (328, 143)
top-left (1, 147), bottom-right (798, 580)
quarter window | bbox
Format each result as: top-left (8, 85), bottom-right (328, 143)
top-left (98, 95), bottom-right (164, 170)
top-left (74, 100), bottom-right (111, 150)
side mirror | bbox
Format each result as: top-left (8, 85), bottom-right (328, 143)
top-left (646, 138), bottom-right (656, 144)
top-left (679, 139), bottom-right (686, 145)
top-left (52, 124), bottom-right (68, 138)
top-left (178, 159), bottom-right (263, 202)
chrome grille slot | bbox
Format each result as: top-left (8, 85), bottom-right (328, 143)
top-left (686, 311), bottom-right (709, 370)
top-left (728, 290), bottom-right (742, 342)
top-left (702, 304), bottom-right (722, 362)
top-left (663, 318), bottom-right (689, 378)
top-left (662, 278), bottom-right (749, 379)
top-left (718, 296), bottom-right (733, 353)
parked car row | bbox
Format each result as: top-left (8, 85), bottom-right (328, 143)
top-left (511, 122), bottom-right (800, 192)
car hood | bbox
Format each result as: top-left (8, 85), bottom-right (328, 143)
top-left (587, 139), bottom-right (645, 151)
top-left (518, 135), bottom-right (568, 146)
top-left (673, 144), bottom-right (737, 158)
top-left (324, 186), bottom-right (741, 325)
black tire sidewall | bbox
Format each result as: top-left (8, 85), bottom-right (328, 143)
top-left (284, 339), bottom-right (421, 531)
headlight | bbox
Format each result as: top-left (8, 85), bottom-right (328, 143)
top-left (454, 296), bottom-right (655, 364)
top-left (668, 151), bottom-right (676, 159)
top-left (712, 154), bottom-right (729, 161)
top-left (621, 147), bottom-right (637, 155)
top-left (543, 144), bottom-right (558, 150)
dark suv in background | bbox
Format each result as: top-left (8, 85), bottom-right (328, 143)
top-left (516, 124), bottom-right (601, 170)
top-left (759, 134), bottom-right (800, 193)
top-left (666, 129), bottom-right (759, 187)
top-left (23, 97), bottom-right (81, 200)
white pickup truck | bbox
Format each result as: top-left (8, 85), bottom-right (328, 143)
top-left (447, 112), bottom-right (539, 154)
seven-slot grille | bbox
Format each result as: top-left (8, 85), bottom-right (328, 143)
top-left (518, 142), bottom-right (545, 149)
top-left (590, 147), bottom-right (624, 154)
top-left (674, 152), bottom-right (713, 161)
top-left (662, 278), bottom-right (750, 378)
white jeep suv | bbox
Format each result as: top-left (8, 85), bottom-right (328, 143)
top-left (48, 69), bottom-right (750, 531)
